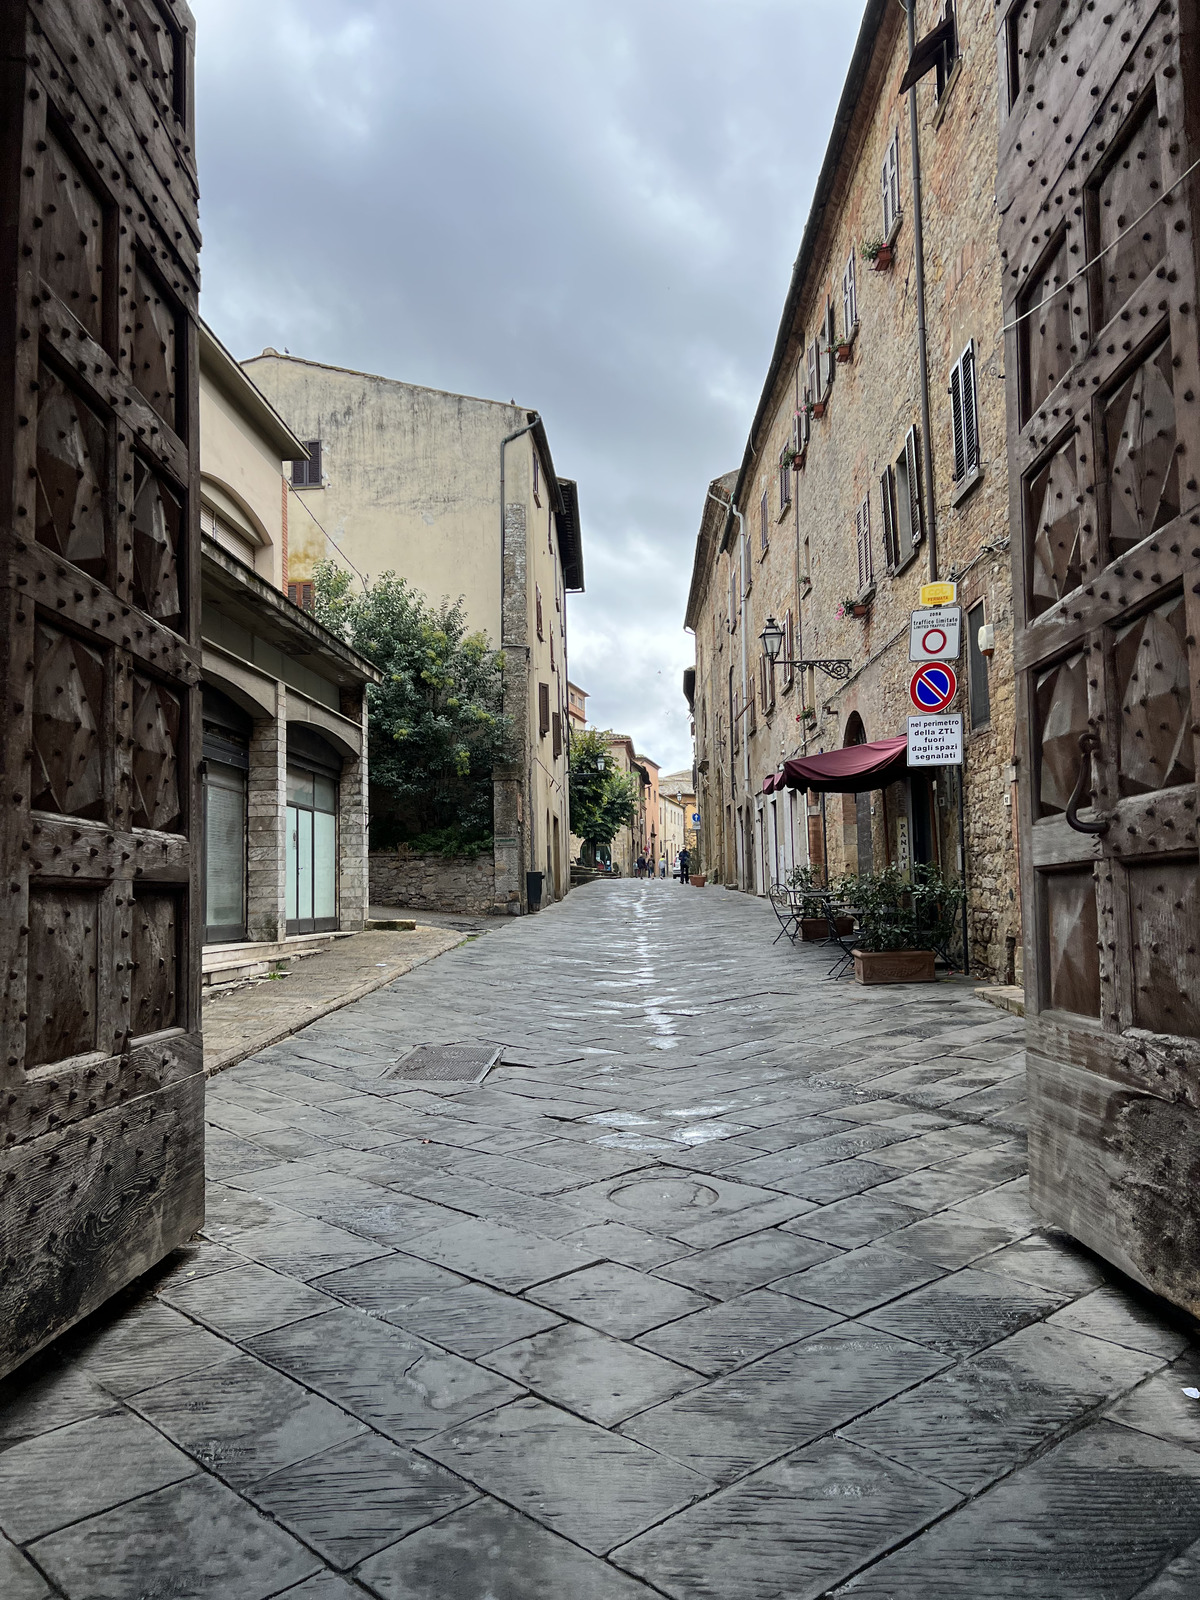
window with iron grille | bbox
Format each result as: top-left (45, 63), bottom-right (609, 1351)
top-left (291, 441), bottom-right (322, 488)
top-left (781, 609), bottom-right (795, 690)
top-left (760, 490), bottom-right (769, 553)
top-left (842, 250), bottom-right (858, 337)
top-left (949, 340), bottom-right (981, 482)
top-left (538, 681), bottom-right (551, 736)
top-left (855, 494), bottom-right (874, 592)
top-left (287, 581), bottom-right (314, 611)
top-left (881, 130), bottom-right (901, 239)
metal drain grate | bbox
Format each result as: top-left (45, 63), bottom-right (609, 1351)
top-left (383, 1043), bottom-right (503, 1086)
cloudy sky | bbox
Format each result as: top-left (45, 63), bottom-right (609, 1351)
top-left (191, 0), bottom-right (863, 772)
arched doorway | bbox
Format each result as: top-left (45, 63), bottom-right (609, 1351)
top-left (843, 715), bottom-right (874, 875)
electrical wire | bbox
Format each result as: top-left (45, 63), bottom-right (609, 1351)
top-left (1000, 152), bottom-right (1200, 337)
top-left (285, 481), bottom-right (370, 591)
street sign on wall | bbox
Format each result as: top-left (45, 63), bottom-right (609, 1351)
top-left (907, 714), bottom-right (964, 766)
top-left (920, 581), bottom-right (958, 607)
top-left (909, 663), bottom-right (958, 713)
top-left (909, 606), bottom-right (962, 661)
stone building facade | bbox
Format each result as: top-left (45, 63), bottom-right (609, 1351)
top-left (199, 329), bottom-right (379, 984)
top-left (243, 354), bottom-right (584, 915)
top-left (685, 0), bottom-right (1021, 981)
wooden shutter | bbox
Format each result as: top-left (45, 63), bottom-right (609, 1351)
top-left (747, 680), bottom-right (757, 733)
top-left (823, 301), bottom-right (837, 391)
top-left (549, 626), bottom-right (555, 670)
top-left (960, 340), bottom-right (979, 474)
top-left (539, 682), bottom-right (551, 736)
top-left (536, 585), bottom-right (544, 639)
top-left (879, 468), bottom-right (898, 569)
top-left (782, 610), bottom-right (794, 688)
top-left (552, 712), bottom-right (562, 760)
top-left (807, 340), bottom-right (820, 405)
top-left (856, 496), bottom-right (873, 590)
top-left (760, 490), bottom-right (769, 551)
top-left (904, 426), bottom-right (924, 549)
top-left (950, 358), bottom-right (967, 480)
top-left (843, 251), bottom-right (857, 334)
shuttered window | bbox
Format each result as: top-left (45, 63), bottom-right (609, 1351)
top-left (291, 441), bottom-right (322, 488)
top-left (760, 490), bottom-right (769, 552)
top-left (778, 451), bottom-right (791, 513)
top-left (949, 340), bottom-right (981, 481)
top-left (536, 584), bottom-right (544, 640)
top-left (888, 425), bottom-right (924, 569)
top-left (742, 530), bottom-right (752, 596)
top-left (842, 250), bottom-right (858, 336)
top-left (807, 340), bottom-right (820, 406)
top-left (823, 300), bottom-right (838, 393)
top-left (552, 711), bottom-right (563, 759)
top-left (880, 467), bottom-right (898, 570)
top-left (747, 679), bottom-right (757, 734)
top-left (881, 131), bottom-right (901, 239)
top-left (538, 681), bottom-right (551, 736)
top-left (759, 653), bottom-right (775, 713)
top-left (781, 609), bottom-right (795, 690)
top-left (729, 559), bottom-right (739, 632)
top-left (855, 495), bottom-right (874, 591)
top-left (287, 581), bottom-right (314, 611)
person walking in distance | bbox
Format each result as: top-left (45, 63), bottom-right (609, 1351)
top-left (659, 854), bottom-right (667, 879)
top-left (678, 846), bottom-right (691, 886)
top-left (636, 853), bottom-right (646, 880)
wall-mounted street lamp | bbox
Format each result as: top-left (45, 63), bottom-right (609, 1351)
top-left (759, 616), bottom-right (852, 681)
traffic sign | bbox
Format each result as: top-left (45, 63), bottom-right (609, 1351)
top-left (910, 663), bottom-right (958, 713)
top-left (920, 581), bottom-right (958, 607)
top-left (907, 714), bottom-right (963, 766)
top-left (909, 606), bottom-right (961, 662)
top-left (691, 812), bottom-right (701, 825)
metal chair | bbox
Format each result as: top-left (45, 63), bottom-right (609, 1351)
top-left (769, 882), bottom-right (801, 945)
top-left (822, 894), bottom-right (859, 979)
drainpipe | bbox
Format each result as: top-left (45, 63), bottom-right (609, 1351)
top-left (904, 0), bottom-right (938, 583)
top-left (500, 412), bottom-right (539, 911)
top-left (709, 489), bottom-right (751, 888)
top-left (500, 412), bottom-right (540, 647)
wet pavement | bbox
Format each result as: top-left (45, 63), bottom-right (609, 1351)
top-left (3, 878), bottom-right (1199, 1599)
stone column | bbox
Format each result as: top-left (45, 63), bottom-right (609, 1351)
top-left (246, 680), bottom-right (287, 943)
top-left (338, 684), bottom-right (369, 931)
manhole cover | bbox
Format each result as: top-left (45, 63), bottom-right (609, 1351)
top-left (607, 1177), bottom-right (719, 1214)
top-left (383, 1044), bottom-right (503, 1086)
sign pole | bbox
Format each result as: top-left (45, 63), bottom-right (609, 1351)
top-left (956, 762), bottom-right (969, 974)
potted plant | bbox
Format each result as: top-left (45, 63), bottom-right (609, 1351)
top-left (862, 238), bottom-right (893, 272)
top-left (805, 395), bottom-right (827, 421)
top-left (785, 865), bottom-right (855, 942)
top-left (836, 594), bottom-right (871, 620)
top-left (798, 705), bottom-right (818, 730)
top-left (849, 863), bottom-right (958, 983)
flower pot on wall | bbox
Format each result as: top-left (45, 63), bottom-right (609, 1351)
top-left (852, 948), bottom-right (936, 984)
top-left (691, 874), bottom-right (706, 888)
top-left (852, 603), bottom-right (871, 618)
top-left (872, 244), bottom-right (894, 271)
top-left (835, 343), bottom-right (853, 364)
top-left (810, 400), bottom-right (827, 419)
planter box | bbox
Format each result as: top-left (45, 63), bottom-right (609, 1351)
top-left (810, 400), bottom-right (827, 419)
top-left (835, 344), bottom-right (853, 364)
top-left (851, 604), bottom-right (871, 618)
top-left (853, 948), bottom-right (936, 985)
top-left (690, 874), bottom-right (707, 888)
top-left (871, 244), bottom-right (894, 271)
top-left (800, 915), bottom-right (854, 942)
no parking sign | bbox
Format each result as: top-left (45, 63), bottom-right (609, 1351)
top-left (909, 663), bottom-right (958, 713)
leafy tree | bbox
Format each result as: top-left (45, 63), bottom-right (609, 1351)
top-left (569, 728), bottom-right (639, 863)
top-left (310, 561), bottom-right (512, 851)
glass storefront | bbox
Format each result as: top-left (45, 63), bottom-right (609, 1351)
top-left (286, 729), bottom-right (340, 934)
top-left (202, 686), bottom-right (252, 943)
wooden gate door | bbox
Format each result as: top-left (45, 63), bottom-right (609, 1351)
top-left (0, 0), bottom-right (204, 1377)
top-left (1000, 0), bottom-right (1200, 1310)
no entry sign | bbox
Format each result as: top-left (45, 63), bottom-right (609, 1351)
top-left (910, 663), bottom-right (958, 713)
top-left (909, 606), bottom-right (962, 662)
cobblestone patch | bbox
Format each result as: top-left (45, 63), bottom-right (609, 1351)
top-left (2, 880), bottom-right (1196, 1597)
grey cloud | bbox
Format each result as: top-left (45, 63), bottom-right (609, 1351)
top-left (191, 0), bottom-right (863, 769)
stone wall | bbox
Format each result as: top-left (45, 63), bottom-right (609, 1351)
top-left (369, 851), bottom-right (497, 916)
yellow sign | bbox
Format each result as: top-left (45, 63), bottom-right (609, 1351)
top-left (920, 581), bottom-right (958, 607)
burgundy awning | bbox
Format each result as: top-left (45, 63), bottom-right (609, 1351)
top-left (781, 736), bottom-right (909, 795)
top-left (762, 771), bottom-right (785, 794)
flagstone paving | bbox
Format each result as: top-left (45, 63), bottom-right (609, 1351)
top-left (2, 878), bottom-right (1198, 1597)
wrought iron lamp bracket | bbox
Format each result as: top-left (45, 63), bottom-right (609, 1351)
top-left (775, 657), bottom-right (853, 682)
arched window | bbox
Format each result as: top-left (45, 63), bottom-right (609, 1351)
top-left (844, 712), bottom-right (868, 747)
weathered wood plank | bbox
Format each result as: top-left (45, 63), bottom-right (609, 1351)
top-left (0, 1073), bottom-right (205, 1376)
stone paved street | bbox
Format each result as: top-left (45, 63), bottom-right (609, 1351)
top-left (4, 880), bottom-right (1200, 1599)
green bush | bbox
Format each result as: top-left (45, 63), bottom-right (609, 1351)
top-left (841, 862), bottom-right (960, 953)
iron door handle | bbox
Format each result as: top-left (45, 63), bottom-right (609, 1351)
top-left (1065, 732), bottom-right (1111, 835)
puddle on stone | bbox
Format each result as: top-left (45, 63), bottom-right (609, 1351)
top-left (670, 1123), bottom-right (750, 1145)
